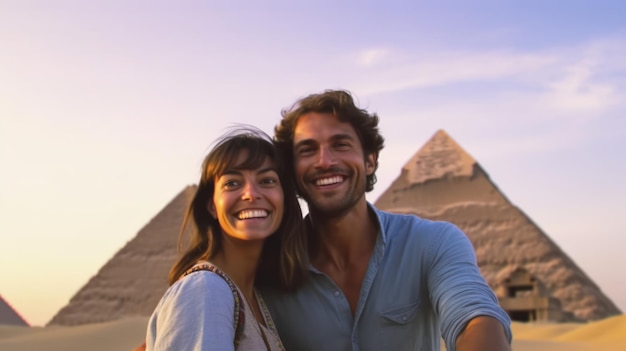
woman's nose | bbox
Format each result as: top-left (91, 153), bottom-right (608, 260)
top-left (241, 182), bottom-right (261, 201)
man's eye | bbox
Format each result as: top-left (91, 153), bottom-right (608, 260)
top-left (296, 146), bottom-right (314, 155)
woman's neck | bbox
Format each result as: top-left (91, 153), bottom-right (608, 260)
top-left (210, 243), bottom-right (266, 325)
top-left (209, 241), bottom-right (263, 297)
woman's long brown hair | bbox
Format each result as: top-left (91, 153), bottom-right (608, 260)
top-left (168, 126), bottom-right (308, 291)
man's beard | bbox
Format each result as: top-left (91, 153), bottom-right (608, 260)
top-left (300, 175), bottom-right (366, 219)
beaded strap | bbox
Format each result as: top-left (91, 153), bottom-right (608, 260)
top-left (180, 262), bottom-right (245, 347)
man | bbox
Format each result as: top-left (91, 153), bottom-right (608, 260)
top-left (262, 89), bottom-right (512, 351)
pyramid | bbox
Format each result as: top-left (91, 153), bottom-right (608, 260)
top-left (375, 130), bottom-right (621, 322)
top-left (47, 186), bottom-right (196, 326)
top-left (0, 295), bottom-right (29, 326)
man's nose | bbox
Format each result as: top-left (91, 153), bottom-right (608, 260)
top-left (315, 146), bottom-right (337, 168)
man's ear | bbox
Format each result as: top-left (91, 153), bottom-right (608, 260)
top-left (365, 153), bottom-right (377, 175)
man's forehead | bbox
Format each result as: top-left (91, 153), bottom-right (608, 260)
top-left (293, 112), bottom-right (358, 142)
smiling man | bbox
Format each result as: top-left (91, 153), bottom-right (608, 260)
top-left (263, 89), bottom-right (512, 351)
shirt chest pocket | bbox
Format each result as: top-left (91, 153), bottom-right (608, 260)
top-left (380, 300), bottom-right (420, 325)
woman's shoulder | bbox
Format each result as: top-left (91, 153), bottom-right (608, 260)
top-left (147, 264), bottom-right (239, 351)
top-left (165, 267), bottom-right (235, 303)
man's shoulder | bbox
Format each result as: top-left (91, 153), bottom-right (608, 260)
top-left (369, 203), bottom-right (462, 240)
top-left (370, 203), bottom-right (452, 227)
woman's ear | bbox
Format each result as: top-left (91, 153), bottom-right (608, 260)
top-left (208, 201), bottom-right (217, 219)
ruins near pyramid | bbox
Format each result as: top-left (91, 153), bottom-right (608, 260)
top-left (48, 186), bottom-right (196, 326)
top-left (375, 129), bottom-right (621, 322)
top-left (0, 295), bottom-right (29, 326)
top-left (50, 130), bottom-right (620, 326)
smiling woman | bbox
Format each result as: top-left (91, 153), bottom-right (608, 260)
top-left (141, 126), bottom-right (308, 351)
top-left (210, 153), bottom-right (284, 242)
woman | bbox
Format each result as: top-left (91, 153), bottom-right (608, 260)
top-left (145, 127), bottom-right (308, 350)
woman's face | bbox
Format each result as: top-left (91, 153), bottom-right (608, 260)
top-left (210, 153), bottom-right (284, 241)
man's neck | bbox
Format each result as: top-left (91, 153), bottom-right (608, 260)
top-left (308, 199), bottom-right (378, 315)
top-left (309, 199), bottom-right (378, 270)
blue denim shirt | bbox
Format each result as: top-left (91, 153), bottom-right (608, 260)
top-left (262, 204), bottom-right (512, 351)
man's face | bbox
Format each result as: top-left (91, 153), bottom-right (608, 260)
top-left (292, 112), bottom-right (375, 216)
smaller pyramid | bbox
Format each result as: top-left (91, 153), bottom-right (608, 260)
top-left (0, 295), bottom-right (29, 326)
top-left (48, 186), bottom-right (196, 326)
top-left (375, 129), bottom-right (621, 322)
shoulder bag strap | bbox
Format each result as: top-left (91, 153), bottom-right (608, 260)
top-left (180, 262), bottom-right (246, 347)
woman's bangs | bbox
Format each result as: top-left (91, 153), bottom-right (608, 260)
top-left (211, 138), bottom-right (274, 178)
top-left (234, 142), bottom-right (274, 170)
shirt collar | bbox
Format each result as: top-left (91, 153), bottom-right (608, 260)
top-left (304, 202), bottom-right (387, 272)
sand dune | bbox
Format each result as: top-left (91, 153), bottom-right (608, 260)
top-left (511, 314), bottom-right (626, 351)
top-left (1, 315), bottom-right (625, 350)
top-left (0, 317), bottom-right (147, 351)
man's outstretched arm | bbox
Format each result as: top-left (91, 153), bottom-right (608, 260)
top-left (456, 316), bottom-right (511, 351)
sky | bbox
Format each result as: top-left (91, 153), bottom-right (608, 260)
top-left (1, 0), bottom-right (625, 327)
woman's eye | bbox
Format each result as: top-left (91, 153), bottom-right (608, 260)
top-left (223, 180), bottom-right (240, 188)
top-left (261, 177), bottom-right (278, 185)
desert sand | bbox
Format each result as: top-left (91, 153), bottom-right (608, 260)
top-left (1, 314), bottom-right (625, 351)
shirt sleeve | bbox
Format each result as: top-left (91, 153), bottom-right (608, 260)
top-left (426, 222), bottom-right (512, 351)
top-left (146, 271), bottom-right (237, 351)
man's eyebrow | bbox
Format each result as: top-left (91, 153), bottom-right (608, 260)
top-left (294, 139), bottom-right (316, 149)
top-left (294, 133), bottom-right (356, 149)
top-left (329, 133), bottom-right (355, 142)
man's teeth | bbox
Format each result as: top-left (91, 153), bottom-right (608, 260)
top-left (238, 210), bottom-right (268, 219)
top-left (316, 176), bottom-right (343, 186)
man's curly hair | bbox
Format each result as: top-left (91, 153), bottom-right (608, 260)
top-left (274, 89), bottom-right (385, 192)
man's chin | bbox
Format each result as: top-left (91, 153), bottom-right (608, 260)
top-left (307, 199), bottom-right (352, 217)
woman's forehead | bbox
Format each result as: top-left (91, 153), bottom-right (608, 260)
top-left (224, 150), bottom-right (274, 171)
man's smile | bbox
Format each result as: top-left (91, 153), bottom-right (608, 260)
top-left (315, 176), bottom-right (344, 186)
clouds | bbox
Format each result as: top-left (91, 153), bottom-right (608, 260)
top-left (357, 49), bottom-right (391, 67)
top-left (544, 40), bottom-right (626, 112)
top-left (350, 38), bottom-right (626, 109)
top-left (339, 37), bottom-right (626, 162)
top-left (351, 50), bottom-right (556, 95)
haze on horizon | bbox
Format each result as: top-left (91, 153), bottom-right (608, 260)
top-left (1, 0), bottom-right (625, 326)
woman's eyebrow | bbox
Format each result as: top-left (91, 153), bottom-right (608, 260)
top-left (257, 167), bottom-right (277, 175)
top-left (220, 169), bottom-right (243, 177)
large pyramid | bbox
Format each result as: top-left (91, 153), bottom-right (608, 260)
top-left (375, 130), bottom-right (621, 322)
top-left (0, 295), bottom-right (29, 326)
top-left (47, 186), bottom-right (196, 326)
